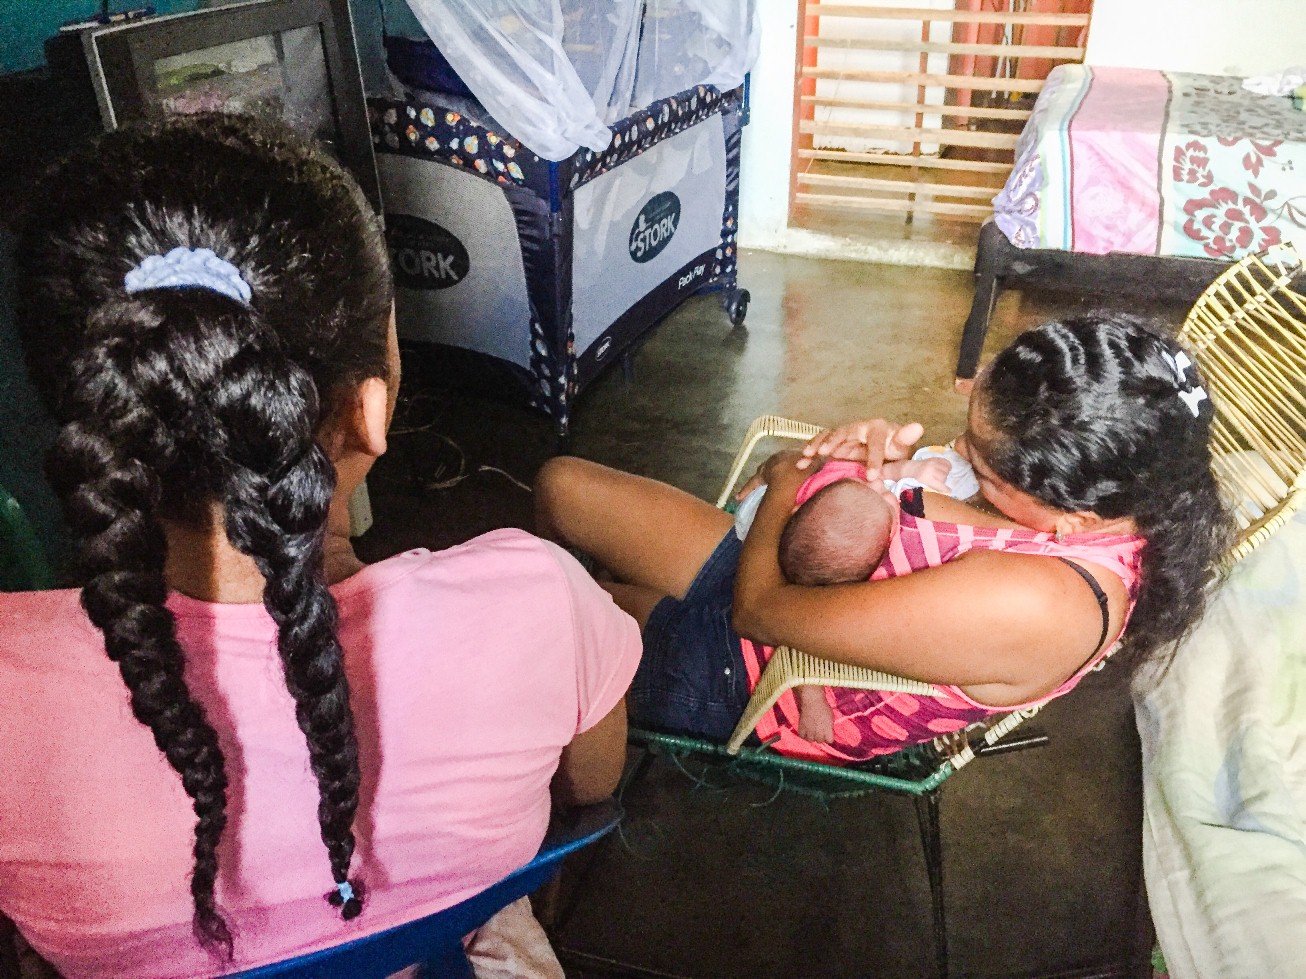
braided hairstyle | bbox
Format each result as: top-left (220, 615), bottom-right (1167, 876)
top-left (973, 312), bottom-right (1236, 676)
top-left (15, 114), bottom-right (393, 955)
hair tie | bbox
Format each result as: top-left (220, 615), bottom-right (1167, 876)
top-left (334, 881), bottom-right (355, 904)
top-left (1160, 349), bottom-right (1208, 418)
top-left (124, 247), bottom-right (252, 305)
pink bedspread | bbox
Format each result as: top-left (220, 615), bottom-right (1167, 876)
top-left (994, 64), bottom-right (1306, 259)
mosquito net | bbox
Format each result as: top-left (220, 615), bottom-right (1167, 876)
top-left (388, 0), bottom-right (759, 160)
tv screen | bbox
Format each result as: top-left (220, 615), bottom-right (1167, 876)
top-left (82, 0), bottom-right (379, 210)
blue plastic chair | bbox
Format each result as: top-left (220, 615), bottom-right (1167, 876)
top-left (227, 799), bottom-right (621, 979)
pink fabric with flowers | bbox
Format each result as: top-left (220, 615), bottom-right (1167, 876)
top-left (1066, 68), bottom-right (1170, 255)
top-left (993, 63), bottom-right (1306, 261)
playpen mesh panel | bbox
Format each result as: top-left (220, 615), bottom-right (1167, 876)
top-left (377, 152), bottom-right (533, 368)
top-left (571, 114), bottom-right (727, 357)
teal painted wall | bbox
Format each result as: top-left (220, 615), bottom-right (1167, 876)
top-left (2, 2), bottom-right (203, 74)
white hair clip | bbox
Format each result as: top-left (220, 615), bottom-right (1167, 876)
top-left (1161, 349), bottom-right (1208, 418)
top-left (1178, 386), bottom-right (1208, 417)
top-left (1161, 349), bottom-right (1191, 382)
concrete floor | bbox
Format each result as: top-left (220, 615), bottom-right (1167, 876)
top-left (358, 251), bottom-right (1187, 979)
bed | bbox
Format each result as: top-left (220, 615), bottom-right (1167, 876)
top-left (957, 63), bottom-right (1306, 379)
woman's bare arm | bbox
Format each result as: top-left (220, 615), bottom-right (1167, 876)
top-left (732, 453), bottom-right (1116, 706)
top-left (552, 699), bottom-right (628, 808)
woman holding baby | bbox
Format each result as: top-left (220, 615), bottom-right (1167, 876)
top-left (536, 313), bottom-right (1235, 762)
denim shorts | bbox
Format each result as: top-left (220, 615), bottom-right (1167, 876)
top-left (628, 530), bottom-right (752, 741)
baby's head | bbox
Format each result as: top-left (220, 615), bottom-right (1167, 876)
top-left (779, 478), bottom-right (895, 585)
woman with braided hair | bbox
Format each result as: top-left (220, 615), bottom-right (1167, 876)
top-left (0, 114), bottom-right (639, 978)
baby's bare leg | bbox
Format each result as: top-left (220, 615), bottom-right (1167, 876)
top-left (795, 685), bottom-right (835, 744)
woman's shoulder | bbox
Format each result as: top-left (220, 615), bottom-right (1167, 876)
top-left (334, 530), bottom-right (638, 709)
top-left (335, 529), bottom-right (597, 611)
top-left (0, 588), bottom-right (103, 671)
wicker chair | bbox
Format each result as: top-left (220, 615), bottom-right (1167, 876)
top-left (1177, 243), bottom-right (1306, 566)
top-left (626, 245), bottom-right (1306, 979)
top-left (628, 415), bottom-right (1055, 979)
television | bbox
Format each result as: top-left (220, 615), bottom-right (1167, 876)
top-left (80, 0), bottom-right (380, 211)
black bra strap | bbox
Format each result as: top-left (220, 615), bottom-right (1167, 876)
top-left (1056, 556), bottom-right (1112, 655)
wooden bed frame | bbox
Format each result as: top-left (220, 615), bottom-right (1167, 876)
top-left (955, 220), bottom-right (1229, 381)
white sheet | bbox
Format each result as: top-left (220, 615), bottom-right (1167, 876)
top-left (1134, 510), bottom-right (1306, 978)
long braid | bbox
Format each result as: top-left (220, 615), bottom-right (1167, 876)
top-left (214, 338), bottom-right (364, 916)
top-left (47, 303), bottom-right (233, 952)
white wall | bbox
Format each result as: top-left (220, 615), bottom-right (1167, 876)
top-left (738, 0), bottom-right (801, 251)
top-left (1086, 0), bottom-right (1305, 76)
top-left (737, 0), bottom-right (972, 268)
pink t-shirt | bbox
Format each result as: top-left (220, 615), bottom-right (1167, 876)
top-left (0, 529), bottom-right (640, 978)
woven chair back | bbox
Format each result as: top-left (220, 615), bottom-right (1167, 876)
top-left (1179, 244), bottom-right (1306, 566)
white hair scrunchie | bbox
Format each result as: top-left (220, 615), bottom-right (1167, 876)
top-left (124, 246), bottom-right (252, 305)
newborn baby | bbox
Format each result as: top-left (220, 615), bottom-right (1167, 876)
top-left (778, 477), bottom-right (895, 586)
top-left (736, 446), bottom-right (977, 743)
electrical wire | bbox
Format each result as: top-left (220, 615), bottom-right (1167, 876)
top-left (389, 391), bottom-right (534, 494)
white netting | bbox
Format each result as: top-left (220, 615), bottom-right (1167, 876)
top-left (633, 0), bottom-right (761, 108)
top-left (390, 0), bottom-right (759, 160)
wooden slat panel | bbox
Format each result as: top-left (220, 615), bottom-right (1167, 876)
top-left (797, 172), bottom-right (998, 199)
top-left (807, 4), bottom-right (1090, 26)
top-left (801, 120), bottom-right (1019, 150)
top-left (798, 148), bottom-right (1011, 173)
top-left (802, 67), bottom-right (1045, 93)
top-left (796, 191), bottom-right (994, 219)
top-left (802, 95), bottom-right (1031, 122)
top-left (792, 3), bottom-right (1087, 228)
top-left (807, 36), bottom-right (1082, 60)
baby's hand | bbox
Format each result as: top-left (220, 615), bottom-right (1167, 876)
top-left (900, 457), bottom-right (952, 494)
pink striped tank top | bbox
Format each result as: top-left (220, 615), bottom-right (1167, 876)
top-left (739, 462), bottom-right (1145, 763)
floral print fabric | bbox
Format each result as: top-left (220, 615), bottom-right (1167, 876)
top-left (992, 64), bottom-right (1306, 260)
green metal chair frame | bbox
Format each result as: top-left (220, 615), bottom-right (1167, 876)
top-left (0, 484), bottom-right (55, 592)
top-left (625, 245), bottom-right (1306, 979)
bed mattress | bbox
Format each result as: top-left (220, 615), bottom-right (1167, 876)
top-left (1135, 508), bottom-right (1306, 977)
top-left (994, 64), bottom-right (1306, 260)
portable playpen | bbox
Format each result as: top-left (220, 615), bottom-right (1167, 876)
top-left (371, 0), bottom-right (758, 433)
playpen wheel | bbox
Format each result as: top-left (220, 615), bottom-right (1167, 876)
top-left (724, 288), bottom-right (750, 327)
